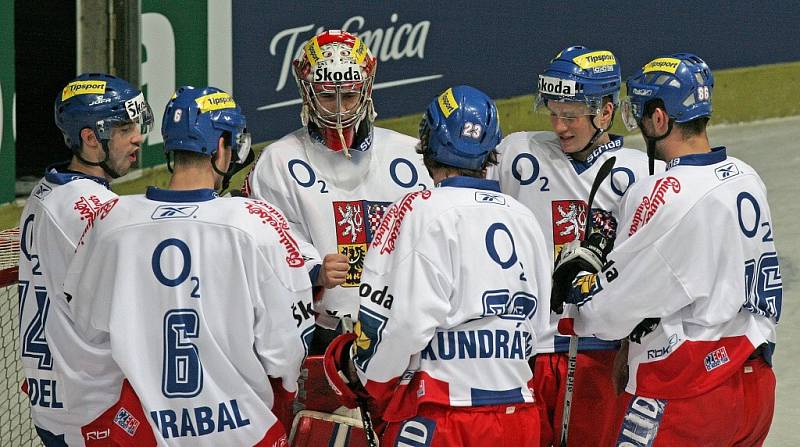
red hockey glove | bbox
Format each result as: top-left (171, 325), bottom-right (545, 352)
top-left (323, 333), bottom-right (369, 409)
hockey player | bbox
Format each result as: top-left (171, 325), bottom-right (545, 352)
top-left (492, 46), bottom-right (658, 446)
top-left (552, 53), bottom-right (779, 445)
top-left (63, 86), bottom-right (316, 446)
top-left (242, 30), bottom-right (432, 351)
top-left (19, 73), bottom-right (155, 446)
top-left (323, 85), bottom-right (551, 446)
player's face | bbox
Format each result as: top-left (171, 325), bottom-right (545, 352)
top-left (316, 91), bottom-right (361, 115)
top-left (106, 121), bottom-right (144, 176)
top-left (547, 101), bottom-right (598, 154)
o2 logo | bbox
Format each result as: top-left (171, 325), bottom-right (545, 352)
top-left (288, 157), bottom-right (427, 193)
top-left (511, 153), bottom-right (550, 192)
top-left (152, 239), bottom-right (204, 397)
top-left (737, 192), bottom-right (782, 321)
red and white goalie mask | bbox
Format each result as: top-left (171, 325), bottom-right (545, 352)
top-left (293, 30), bottom-right (377, 155)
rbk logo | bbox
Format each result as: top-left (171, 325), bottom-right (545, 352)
top-left (151, 205), bottom-right (199, 220)
top-left (715, 162), bottom-right (740, 180)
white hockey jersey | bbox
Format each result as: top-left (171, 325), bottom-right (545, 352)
top-left (351, 177), bottom-right (552, 420)
top-left (18, 165), bottom-right (123, 446)
top-left (561, 147), bottom-right (780, 398)
top-left (64, 188), bottom-right (315, 446)
top-left (493, 131), bottom-right (656, 353)
top-left (243, 127), bottom-right (432, 328)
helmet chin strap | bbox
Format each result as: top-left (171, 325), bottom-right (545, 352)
top-left (576, 106), bottom-right (616, 156)
top-left (639, 120), bottom-right (673, 175)
top-left (74, 139), bottom-right (123, 179)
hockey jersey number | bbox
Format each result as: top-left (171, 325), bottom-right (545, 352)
top-left (152, 239), bottom-right (205, 398)
top-left (20, 281), bottom-right (54, 370)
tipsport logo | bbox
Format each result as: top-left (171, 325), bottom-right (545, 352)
top-left (195, 92), bottom-right (236, 113)
top-left (643, 58), bottom-right (681, 74)
top-left (437, 87), bottom-right (459, 118)
top-left (62, 80), bottom-right (107, 100)
top-left (572, 50), bottom-right (616, 70)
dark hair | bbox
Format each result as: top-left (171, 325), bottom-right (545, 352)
top-left (173, 150), bottom-right (210, 168)
top-left (643, 99), bottom-right (708, 138)
top-left (415, 142), bottom-right (498, 178)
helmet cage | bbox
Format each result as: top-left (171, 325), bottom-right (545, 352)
top-left (298, 76), bottom-right (375, 130)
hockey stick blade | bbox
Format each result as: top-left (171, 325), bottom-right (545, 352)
top-left (559, 155), bottom-right (617, 447)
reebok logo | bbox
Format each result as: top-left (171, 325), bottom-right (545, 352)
top-left (151, 205), bottom-right (199, 220)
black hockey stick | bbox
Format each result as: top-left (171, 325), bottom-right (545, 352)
top-left (559, 155), bottom-right (617, 447)
top-left (341, 317), bottom-right (380, 447)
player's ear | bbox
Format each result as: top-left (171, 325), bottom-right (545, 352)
top-left (80, 128), bottom-right (99, 148)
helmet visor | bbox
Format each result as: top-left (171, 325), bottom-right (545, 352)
top-left (621, 97), bottom-right (640, 131)
top-left (233, 128), bottom-right (252, 163)
top-left (95, 93), bottom-right (154, 140)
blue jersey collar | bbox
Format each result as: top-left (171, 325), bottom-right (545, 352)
top-left (568, 135), bottom-right (624, 174)
top-left (438, 176), bottom-right (501, 192)
top-left (145, 186), bottom-right (218, 202)
top-left (666, 146), bottom-right (727, 170)
top-left (44, 162), bottom-right (110, 188)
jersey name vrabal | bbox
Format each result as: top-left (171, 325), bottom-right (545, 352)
top-left (567, 148), bottom-right (780, 398)
top-left (352, 177), bottom-right (552, 419)
top-left (64, 188), bottom-right (315, 446)
top-left (18, 165), bottom-right (121, 446)
top-left (494, 131), bottom-right (654, 353)
top-left (244, 127), bottom-right (432, 328)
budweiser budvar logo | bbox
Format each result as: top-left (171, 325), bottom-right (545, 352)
top-left (74, 195), bottom-right (119, 246)
top-left (371, 190), bottom-right (432, 254)
top-left (269, 13), bottom-right (431, 92)
top-left (246, 201), bottom-right (305, 267)
top-left (628, 176), bottom-right (681, 236)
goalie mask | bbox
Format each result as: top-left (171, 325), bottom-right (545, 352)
top-left (293, 30), bottom-right (377, 157)
top-left (161, 86), bottom-right (253, 191)
top-left (54, 73), bottom-right (154, 178)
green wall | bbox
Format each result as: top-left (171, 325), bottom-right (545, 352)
top-left (0, 2), bottom-right (14, 203)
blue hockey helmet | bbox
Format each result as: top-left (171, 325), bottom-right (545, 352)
top-left (535, 46), bottom-right (621, 114)
top-left (54, 73), bottom-right (154, 152)
top-left (419, 85), bottom-right (502, 171)
top-left (161, 86), bottom-right (251, 164)
top-left (622, 53), bottom-right (714, 130)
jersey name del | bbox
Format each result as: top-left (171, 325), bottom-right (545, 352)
top-left (19, 166), bottom-right (122, 446)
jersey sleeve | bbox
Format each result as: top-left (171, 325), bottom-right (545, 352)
top-left (351, 197), bottom-right (452, 405)
top-left (63, 227), bottom-right (115, 337)
top-left (566, 192), bottom-right (743, 340)
top-left (250, 219), bottom-right (315, 394)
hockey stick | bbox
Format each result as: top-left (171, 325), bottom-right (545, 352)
top-left (559, 155), bottom-right (617, 447)
top-left (340, 317), bottom-right (380, 447)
